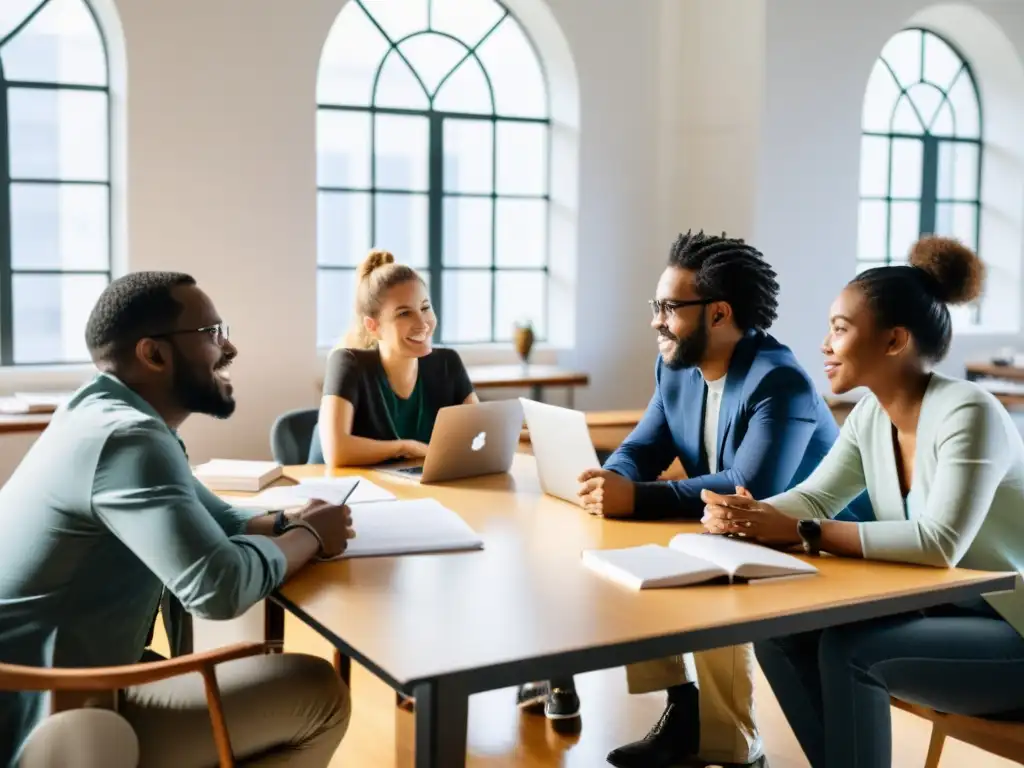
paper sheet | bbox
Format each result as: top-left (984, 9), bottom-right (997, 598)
top-left (325, 498), bottom-right (484, 559)
top-left (298, 476), bottom-right (396, 504)
top-left (220, 477), bottom-right (397, 510)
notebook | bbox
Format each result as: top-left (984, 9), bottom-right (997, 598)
top-left (581, 533), bottom-right (818, 590)
top-left (193, 459), bottom-right (283, 492)
top-left (326, 498), bottom-right (484, 560)
top-left (219, 477), bottom-right (396, 510)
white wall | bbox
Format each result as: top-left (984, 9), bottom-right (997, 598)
top-left (0, 0), bottom-right (1022, 477)
top-left (0, 0), bottom-right (691, 473)
top-left (757, 0), bottom-right (1024, 396)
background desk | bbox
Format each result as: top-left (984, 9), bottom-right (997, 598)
top-left (966, 361), bottom-right (1024, 410)
top-left (273, 456), bottom-right (1013, 768)
top-left (466, 364), bottom-right (588, 405)
top-left (315, 364), bottom-right (589, 406)
top-left (0, 414), bottom-right (53, 435)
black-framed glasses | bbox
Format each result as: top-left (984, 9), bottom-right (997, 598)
top-left (152, 322), bottom-right (230, 345)
top-left (648, 299), bottom-right (714, 318)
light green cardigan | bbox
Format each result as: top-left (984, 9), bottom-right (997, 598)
top-left (767, 372), bottom-right (1024, 637)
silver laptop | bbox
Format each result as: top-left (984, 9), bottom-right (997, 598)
top-left (383, 399), bottom-right (524, 484)
top-left (519, 398), bottom-right (600, 505)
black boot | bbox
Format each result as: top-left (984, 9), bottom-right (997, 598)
top-left (606, 683), bottom-right (699, 767)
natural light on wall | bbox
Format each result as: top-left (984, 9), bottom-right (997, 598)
top-left (1, 0), bottom-right (111, 366)
top-left (315, 0), bottom-right (553, 349)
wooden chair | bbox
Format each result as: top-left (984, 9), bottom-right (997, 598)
top-left (3, 598), bottom-right (291, 766)
top-left (891, 697), bottom-right (1024, 767)
top-left (0, 641), bottom-right (268, 768)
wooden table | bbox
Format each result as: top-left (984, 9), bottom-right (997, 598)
top-left (272, 455), bottom-right (1014, 768)
top-left (464, 365), bottom-right (588, 405)
top-left (965, 361), bottom-right (1024, 409)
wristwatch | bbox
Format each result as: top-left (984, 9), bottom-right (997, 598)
top-left (797, 519), bottom-right (822, 556)
top-left (271, 509), bottom-right (289, 536)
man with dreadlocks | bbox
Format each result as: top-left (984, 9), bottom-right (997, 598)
top-left (517, 231), bottom-right (871, 767)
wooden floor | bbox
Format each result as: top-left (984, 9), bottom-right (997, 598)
top-left (152, 613), bottom-right (1020, 768)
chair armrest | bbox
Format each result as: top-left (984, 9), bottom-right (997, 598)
top-left (0, 641), bottom-right (267, 692)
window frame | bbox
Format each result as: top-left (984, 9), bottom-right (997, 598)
top-left (859, 27), bottom-right (983, 315)
top-left (316, 0), bottom-right (552, 347)
top-left (0, 0), bottom-right (113, 366)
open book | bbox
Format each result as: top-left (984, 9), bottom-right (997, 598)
top-left (581, 533), bottom-right (818, 590)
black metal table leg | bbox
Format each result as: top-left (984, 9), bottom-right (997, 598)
top-left (413, 679), bottom-right (468, 767)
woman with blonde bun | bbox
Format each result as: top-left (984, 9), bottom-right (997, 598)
top-left (701, 236), bottom-right (1024, 768)
top-left (310, 250), bottom-right (478, 467)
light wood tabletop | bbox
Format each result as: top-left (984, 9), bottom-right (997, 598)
top-left (273, 455), bottom-right (1014, 767)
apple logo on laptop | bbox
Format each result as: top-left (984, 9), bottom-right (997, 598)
top-left (471, 431), bottom-right (487, 452)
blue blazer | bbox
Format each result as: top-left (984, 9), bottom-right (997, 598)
top-left (605, 330), bottom-right (873, 520)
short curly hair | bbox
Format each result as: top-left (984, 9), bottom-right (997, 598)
top-left (85, 271), bottom-right (196, 363)
top-left (668, 230), bottom-right (780, 332)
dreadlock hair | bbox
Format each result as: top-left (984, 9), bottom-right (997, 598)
top-left (667, 230), bottom-right (779, 332)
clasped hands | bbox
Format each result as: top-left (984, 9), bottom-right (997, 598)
top-left (700, 487), bottom-right (800, 546)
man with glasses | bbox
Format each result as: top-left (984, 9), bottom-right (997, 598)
top-left (519, 232), bottom-right (870, 768)
top-left (0, 272), bottom-right (353, 767)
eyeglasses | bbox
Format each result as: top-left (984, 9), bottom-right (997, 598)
top-left (648, 299), bottom-right (715, 318)
top-left (152, 322), bottom-right (230, 345)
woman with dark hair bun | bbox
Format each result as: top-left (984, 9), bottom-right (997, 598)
top-left (700, 236), bottom-right (1024, 767)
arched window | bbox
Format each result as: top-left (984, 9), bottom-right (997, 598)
top-left (858, 28), bottom-right (982, 281)
top-left (1, 0), bottom-right (112, 365)
top-left (316, 0), bottom-right (550, 347)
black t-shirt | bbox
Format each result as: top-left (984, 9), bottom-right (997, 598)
top-left (308, 347), bottom-right (475, 462)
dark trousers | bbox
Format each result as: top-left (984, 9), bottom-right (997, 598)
top-left (754, 599), bottom-right (1024, 768)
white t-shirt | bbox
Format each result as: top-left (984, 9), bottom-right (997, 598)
top-left (703, 375), bottom-right (727, 473)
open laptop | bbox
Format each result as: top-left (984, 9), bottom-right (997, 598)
top-left (380, 399), bottom-right (524, 484)
top-left (519, 398), bottom-right (600, 505)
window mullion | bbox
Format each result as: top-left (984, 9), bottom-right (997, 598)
top-left (920, 136), bottom-right (938, 237)
top-left (428, 115), bottom-right (444, 339)
top-left (0, 75), bottom-right (14, 366)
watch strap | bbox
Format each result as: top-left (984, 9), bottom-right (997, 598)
top-left (798, 519), bottom-right (822, 556)
top-left (281, 519), bottom-right (325, 557)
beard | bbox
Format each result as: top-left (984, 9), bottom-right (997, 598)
top-left (660, 313), bottom-right (709, 370)
top-left (171, 346), bottom-right (236, 419)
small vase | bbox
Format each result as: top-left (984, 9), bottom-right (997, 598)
top-left (514, 325), bottom-right (534, 365)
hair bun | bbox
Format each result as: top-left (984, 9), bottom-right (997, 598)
top-left (908, 235), bottom-right (985, 305)
top-left (358, 249), bottom-right (395, 280)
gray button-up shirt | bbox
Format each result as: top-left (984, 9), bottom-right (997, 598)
top-left (0, 373), bottom-right (286, 763)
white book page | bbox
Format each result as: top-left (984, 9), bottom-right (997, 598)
top-left (298, 476), bottom-right (396, 504)
top-left (668, 533), bottom-right (818, 580)
top-left (218, 479), bottom-right (359, 511)
top-left (581, 544), bottom-right (726, 589)
top-left (324, 499), bottom-right (483, 560)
